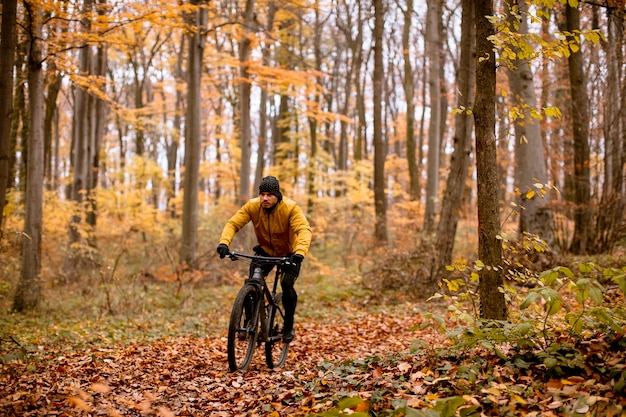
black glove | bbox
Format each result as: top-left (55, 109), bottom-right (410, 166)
top-left (217, 244), bottom-right (229, 259)
top-left (290, 254), bottom-right (304, 265)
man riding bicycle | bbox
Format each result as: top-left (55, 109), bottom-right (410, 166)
top-left (217, 176), bottom-right (312, 342)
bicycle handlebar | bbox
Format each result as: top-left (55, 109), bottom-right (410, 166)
top-left (226, 251), bottom-right (293, 266)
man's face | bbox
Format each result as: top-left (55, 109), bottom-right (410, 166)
top-left (260, 192), bottom-right (278, 208)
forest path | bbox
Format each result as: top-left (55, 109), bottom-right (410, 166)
top-left (2, 305), bottom-right (435, 416)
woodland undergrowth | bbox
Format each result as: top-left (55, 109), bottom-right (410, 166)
top-left (1, 196), bottom-right (626, 416)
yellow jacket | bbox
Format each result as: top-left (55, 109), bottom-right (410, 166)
top-left (219, 197), bottom-right (312, 257)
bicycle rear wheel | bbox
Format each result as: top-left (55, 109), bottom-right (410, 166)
top-left (227, 284), bottom-right (259, 372)
top-left (265, 292), bottom-right (290, 369)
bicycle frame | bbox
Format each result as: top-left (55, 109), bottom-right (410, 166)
top-left (226, 251), bottom-right (293, 372)
top-left (245, 263), bottom-right (283, 344)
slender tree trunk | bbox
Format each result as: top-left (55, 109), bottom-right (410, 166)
top-left (13, 3), bottom-right (44, 312)
top-left (0, 0), bottom-right (17, 234)
top-left (424, 0), bottom-right (441, 234)
top-left (238, 0), bottom-right (255, 203)
top-left (372, 0), bottom-right (386, 242)
top-left (64, 0), bottom-right (95, 281)
top-left (506, 0), bottom-right (555, 247)
top-left (434, 0), bottom-right (475, 279)
top-left (566, 3), bottom-right (592, 255)
top-left (180, 0), bottom-right (207, 266)
top-left (254, 2), bottom-right (275, 191)
top-left (474, 0), bottom-right (506, 321)
top-left (44, 66), bottom-right (62, 191)
top-left (403, 0), bottom-right (419, 201)
top-left (86, 39), bottom-right (108, 234)
top-left (167, 36), bottom-right (185, 217)
top-left (596, 10), bottom-right (624, 253)
top-left (307, 4), bottom-right (323, 212)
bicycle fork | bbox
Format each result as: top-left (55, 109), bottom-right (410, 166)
top-left (247, 267), bottom-right (269, 345)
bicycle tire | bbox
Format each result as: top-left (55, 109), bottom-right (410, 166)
top-left (227, 284), bottom-right (259, 372)
top-left (265, 292), bottom-right (290, 369)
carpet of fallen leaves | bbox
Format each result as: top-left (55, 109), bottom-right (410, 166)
top-left (1, 308), bottom-right (426, 416)
top-left (2, 303), bottom-right (626, 417)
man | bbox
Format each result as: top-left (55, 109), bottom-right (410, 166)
top-left (217, 176), bottom-right (312, 342)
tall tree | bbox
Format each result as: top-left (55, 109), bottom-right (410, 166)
top-left (506, 0), bottom-right (555, 246)
top-left (595, 6), bottom-right (624, 253)
top-left (402, 0), bottom-right (419, 201)
top-left (64, 0), bottom-right (97, 280)
top-left (474, 0), bottom-right (506, 320)
top-left (424, 0), bottom-right (442, 234)
top-left (307, 3), bottom-right (324, 211)
top-left (372, 0), bottom-right (387, 242)
top-left (238, 0), bottom-right (256, 203)
top-left (566, 2), bottom-right (592, 255)
top-left (434, 0), bottom-right (475, 279)
top-left (180, 0), bottom-right (208, 266)
top-left (0, 0), bottom-right (17, 234)
top-left (13, 1), bottom-right (44, 311)
top-left (253, 2), bottom-right (276, 191)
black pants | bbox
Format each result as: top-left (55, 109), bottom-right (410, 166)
top-left (251, 246), bottom-right (299, 329)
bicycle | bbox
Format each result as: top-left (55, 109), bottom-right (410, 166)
top-left (224, 251), bottom-right (294, 372)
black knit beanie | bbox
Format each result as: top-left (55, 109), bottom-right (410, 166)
top-left (259, 176), bottom-right (283, 202)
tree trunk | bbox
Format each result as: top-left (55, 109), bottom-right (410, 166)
top-left (372, 0), bottom-right (386, 242)
top-left (307, 4), bottom-right (323, 212)
top-left (64, 0), bottom-right (95, 281)
top-left (238, 0), bottom-right (255, 204)
top-left (402, 0), bottom-right (419, 201)
top-left (566, 3), bottom-right (592, 255)
top-left (166, 35), bottom-right (185, 217)
top-left (254, 2), bottom-right (275, 191)
top-left (0, 0), bottom-right (17, 234)
top-left (44, 65), bottom-right (62, 191)
top-left (13, 3), bottom-right (44, 312)
top-left (434, 0), bottom-right (475, 279)
top-left (424, 0), bottom-right (441, 234)
top-left (474, 0), bottom-right (506, 321)
top-left (180, 0), bottom-right (207, 266)
top-left (506, 0), bottom-right (555, 247)
top-left (595, 9), bottom-right (624, 253)
top-left (86, 39), bottom-right (108, 233)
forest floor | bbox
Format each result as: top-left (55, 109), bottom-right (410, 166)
top-left (1, 274), bottom-right (626, 416)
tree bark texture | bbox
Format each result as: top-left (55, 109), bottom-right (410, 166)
top-left (0, 0), bottom-right (17, 234)
top-left (595, 10), bottom-right (624, 253)
top-left (565, 3), bottom-right (593, 255)
top-left (64, 0), bottom-right (95, 281)
top-left (403, 0), bottom-right (419, 202)
top-left (474, 0), bottom-right (506, 321)
top-left (434, 0), bottom-right (475, 280)
top-left (181, 0), bottom-right (207, 266)
top-left (506, 0), bottom-right (555, 247)
top-left (238, 0), bottom-right (255, 203)
top-left (373, 0), bottom-right (387, 242)
top-left (424, 0), bottom-right (441, 234)
top-left (14, 3), bottom-right (44, 311)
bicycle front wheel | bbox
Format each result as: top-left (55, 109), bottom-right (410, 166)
top-left (265, 292), bottom-right (290, 369)
top-left (227, 284), bottom-right (259, 372)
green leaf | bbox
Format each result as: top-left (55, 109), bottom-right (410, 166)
top-left (337, 396), bottom-right (365, 410)
top-left (546, 298), bottom-right (563, 315)
top-left (433, 396), bottom-right (467, 417)
top-left (520, 292), bottom-right (540, 310)
top-left (516, 321), bottom-right (532, 336)
top-left (540, 269), bottom-right (559, 285)
top-left (544, 356), bottom-right (558, 368)
top-left (559, 266), bottom-right (575, 279)
top-left (588, 286), bottom-right (603, 304)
